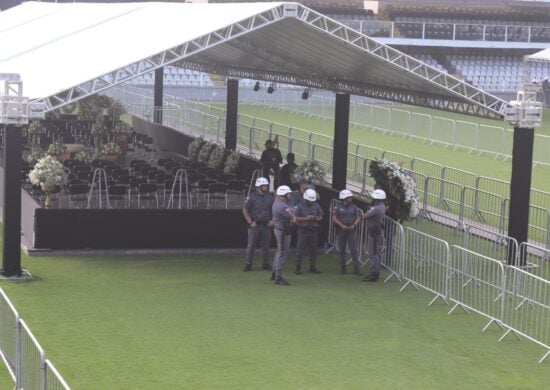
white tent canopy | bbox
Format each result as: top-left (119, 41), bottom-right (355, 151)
top-left (526, 48), bottom-right (550, 63)
top-left (0, 1), bottom-right (509, 119)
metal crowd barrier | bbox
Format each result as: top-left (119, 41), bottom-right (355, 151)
top-left (0, 288), bottom-right (70, 389)
top-left (401, 228), bottom-right (451, 306)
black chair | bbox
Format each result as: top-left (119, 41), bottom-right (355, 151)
top-left (207, 182), bottom-right (227, 209)
top-left (226, 180), bottom-right (245, 207)
top-left (137, 183), bottom-right (159, 209)
top-left (68, 183), bottom-right (90, 208)
top-left (108, 185), bottom-right (129, 208)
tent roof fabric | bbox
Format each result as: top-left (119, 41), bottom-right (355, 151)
top-left (526, 48), bottom-right (550, 63)
top-left (0, 1), bottom-right (509, 119)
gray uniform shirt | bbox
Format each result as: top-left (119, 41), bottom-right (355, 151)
top-left (295, 202), bottom-right (324, 230)
top-left (288, 190), bottom-right (305, 207)
top-left (365, 202), bottom-right (385, 235)
top-left (244, 191), bottom-right (274, 224)
top-left (334, 202), bottom-right (360, 226)
top-left (272, 197), bottom-right (295, 231)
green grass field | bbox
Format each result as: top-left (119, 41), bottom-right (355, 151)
top-left (1, 249), bottom-right (550, 389)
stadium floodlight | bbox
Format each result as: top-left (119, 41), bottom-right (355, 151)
top-left (253, 81), bottom-right (260, 92)
top-left (267, 84), bottom-right (275, 94)
top-left (0, 73), bottom-right (45, 125)
top-left (504, 84), bottom-right (542, 128)
top-left (301, 88), bottom-right (310, 100)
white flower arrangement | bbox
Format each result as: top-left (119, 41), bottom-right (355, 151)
top-left (223, 150), bottom-right (240, 174)
top-left (207, 144), bottom-right (228, 170)
top-left (74, 147), bottom-right (94, 164)
top-left (188, 137), bottom-right (206, 161)
top-left (28, 155), bottom-right (68, 188)
top-left (26, 145), bottom-right (44, 164)
top-left (46, 141), bottom-right (67, 158)
top-left (293, 160), bottom-right (325, 184)
top-left (197, 142), bottom-right (216, 163)
top-left (369, 158), bottom-right (419, 221)
top-left (27, 121), bottom-right (45, 136)
top-left (91, 122), bottom-right (108, 137)
top-left (114, 122), bottom-right (132, 136)
top-left (98, 142), bottom-right (122, 157)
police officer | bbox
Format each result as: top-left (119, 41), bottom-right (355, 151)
top-left (332, 189), bottom-right (362, 275)
top-left (362, 189), bottom-right (386, 282)
top-left (294, 189), bottom-right (323, 274)
top-left (242, 177), bottom-right (274, 272)
top-left (272, 185), bottom-right (296, 285)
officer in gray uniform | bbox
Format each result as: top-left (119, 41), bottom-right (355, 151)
top-left (271, 185), bottom-right (296, 285)
top-left (362, 189), bottom-right (386, 282)
top-left (243, 177), bottom-right (274, 272)
top-left (294, 189), bottom-right (324, 274)
top-left (332, 189), bottom-right (362, 275)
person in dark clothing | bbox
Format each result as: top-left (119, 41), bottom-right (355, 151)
top-left (242, 177), bottom-right (274, 272)
top-left (332, 189), bottom-right (362, 275)
top-left (362, 189), bottom-right (386, 282)
top-left (260, 139), bottom-right (283, 187)
top-left (294, 189), bottom-right (324, 274)
top-left (279, 153), bottom-right (298, 189)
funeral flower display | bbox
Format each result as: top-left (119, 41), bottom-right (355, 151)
top-left (223, 150), bottom-right (240, 174)
top-left (74, 147), bottom-right (94, 164)
top-left (188, 137), bottom-right (206, 161)
top-left (207, 144), bottom-right (228, 170)
top-left (197, 141), bottom-right (216, 163)
top-left (28, 155), bottom-right (68, 188)
top-left (293, 160), bottom-right (325, 184)
top-left (368, 158), bottom-right (419, 221)
top-left (114, 121), bottom-right (132, 136)
top-left (98, 142), bottom-right (122, 157)
top-left (46, 141), bottom-right (67, 158)
top-left (27, 121), bottom-right (45, 137)
top-left (91, 122), bottom-right (108, 137)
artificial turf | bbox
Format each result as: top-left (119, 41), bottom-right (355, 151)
top-left (1, 248), bottom-right (549, 389)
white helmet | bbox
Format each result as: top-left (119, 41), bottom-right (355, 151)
top-left (255, 177), bottom-right (269, 187)
top-left (339, 189), bottom-right (353, 200)
top-left (276, 185), bottom-right (292, 196)
top-left (371, 189), bottom-right (386, 200)
top-left (303, 189), bottom-right (317, 202)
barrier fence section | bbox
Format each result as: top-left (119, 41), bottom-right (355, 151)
top-left (448, 246), bottom-right (506, 332)
top-left (518, 242), bottom-right (550, 280)
top-left (500, 267), bottom-right (550, 363)
top-left (0, 288), bottom-right (70, 389)
top-left (370, 216), bottom-right (405, 283)
top-left (401, 228), bottom-right (450, 306)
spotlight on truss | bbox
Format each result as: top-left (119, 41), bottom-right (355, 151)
top-left (267, 84), bottom-right (275, 94)
top-left (253, 81), bottom-right (260, 92)
top-left (301, 88), bottom-right (310, 100)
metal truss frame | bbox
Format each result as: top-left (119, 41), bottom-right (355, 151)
top-left (33, 2), bottom-right (510, 120)
top-left (33, 4), bottom-right (288, 112)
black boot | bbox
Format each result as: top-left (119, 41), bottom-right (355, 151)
top-left (263, 263), bottom-right (272, 271)
top-left (340, 265), bottom-right (347, 275)
top-left (274, 276), bottom-right (290, 285)
top-left (294, 266), bottom-right (302, 275)
top-left (270, 271), bottom-right (275, 281)
top-left (362, 273), bottom-right (379, 282)
top-left (353, 267), bottom-right (362, 276)
top-left (243, 263), bottom-right (252, 272)
top-left (309, 266), bottom-right (321, 274)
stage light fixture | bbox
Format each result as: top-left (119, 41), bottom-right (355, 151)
top-left (253, 81), bottom-right (260, 91)
top-left (267, 84), bottom-right (275, 94)
top-left (301, 88), bottom-right (310, 100)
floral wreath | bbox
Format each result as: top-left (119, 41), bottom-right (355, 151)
top-left (74, 147), bottom-right (94, 165)
top-left (368, 159), bottom-right (419, 222)
top-left (98, 142), bottom-right (122, 157)
top-left (293, 160), bottom-right (325, 184)
top-left (223, 150), bottom-right (240, 174)
top-left (208, 144), bottom-right (228, 170)
top-left (27, 121), bottom-right (45, 137)
top-left (113, 122), bottom-right (133, 136)
top-left (46, 141), bottom-right (67, 158)
top-left (197, 142), bottom-right (216, 163)
top-left (188, 137), bottom-right (206, 161)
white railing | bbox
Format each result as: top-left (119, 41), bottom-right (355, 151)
top-left (0, 288), bottom-right (70, 389)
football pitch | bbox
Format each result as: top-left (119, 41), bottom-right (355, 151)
top-left (1, 247), bottom-right (549, 389)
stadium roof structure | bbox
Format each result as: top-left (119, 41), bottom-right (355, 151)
top-left (0, 1), bottom-right (510, 120)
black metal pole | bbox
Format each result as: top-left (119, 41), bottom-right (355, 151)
top-left (225, 79), bottom-right (239, 151)
top-left (507, 126), bottom-right (534, 266)
top-left (332, 93), bottom-right (350, 190)
top-left (2, 124), bottom-right (22, 277)
top-left (153, 67), bottom-right (164, 124)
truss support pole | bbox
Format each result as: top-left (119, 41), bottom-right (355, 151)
top-left (226, 79), bottom-right (239, 150)
top-left (153, 67), bottom-right (164, 125)
top-left (2, 125), bottom-right (22, 277)
top-left (332, 93), bottom-right (350, 191)
top-left (507, 126), bottom-right (534, 266)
